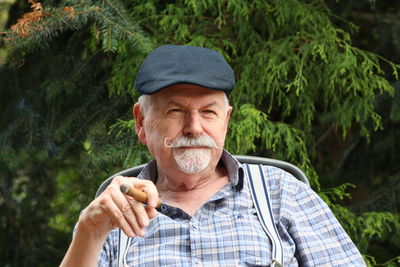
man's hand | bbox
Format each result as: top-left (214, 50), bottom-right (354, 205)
top-left (82, 175), bottom-right (159, 237)
top-left (60, 176), bottom-right (159, 267)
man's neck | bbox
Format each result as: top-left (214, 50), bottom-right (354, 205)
top-left (155, 165), bottom-right (229, 215)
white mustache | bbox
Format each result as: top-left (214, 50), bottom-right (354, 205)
top-left (164, 135), bottom-right (220, 149)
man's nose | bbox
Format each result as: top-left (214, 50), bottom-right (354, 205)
top-left (182, 111), bottom-right (203, 137)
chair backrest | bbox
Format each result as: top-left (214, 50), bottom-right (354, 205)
top-left (95, 155), bottom-right (309, 197)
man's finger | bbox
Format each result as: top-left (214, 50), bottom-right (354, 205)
top-left (101, 196), bottom-right (135, 237)
top-left (133, 179), bottom-right (160, 208)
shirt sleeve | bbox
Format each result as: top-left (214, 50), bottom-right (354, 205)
top-left (265, 166), bottom-right (366, 266)
top-left (97, 229), bottom-right (119, 267)
top-left (72, 210), bottom-right (117, 267)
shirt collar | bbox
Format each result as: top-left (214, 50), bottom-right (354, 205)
top-left (220, 150), bottom-right (244, 190)
top-left (137, 149), bottom-right (244, 191)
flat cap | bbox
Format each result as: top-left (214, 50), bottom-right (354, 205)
top-left (135, 45), bottom-right (235, 95)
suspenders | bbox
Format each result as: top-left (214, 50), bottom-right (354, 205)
top-left (117, 163), bottom-right (284, 266)
top-left (244, 163), bottom-right (284, 267)
top-left (117, 228), bottom-right (130, 267)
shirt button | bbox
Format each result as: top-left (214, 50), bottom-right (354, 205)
top-left (194, 259), bottom-right (201, 264)
top-left (192, 223), bottom-right (198, 229)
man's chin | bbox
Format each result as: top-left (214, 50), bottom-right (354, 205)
top-left (172, 148), bottom-right (213, 173)
top-left (175, 160), bottom-right (209, 174)
top-left (174, 156), bottom-right (209, 174)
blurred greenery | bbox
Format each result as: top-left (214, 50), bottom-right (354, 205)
top-left (0, 0), bottom-right (399, 266)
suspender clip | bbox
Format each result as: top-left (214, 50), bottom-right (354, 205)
top-left (271, 259), bottom-right (283, 267)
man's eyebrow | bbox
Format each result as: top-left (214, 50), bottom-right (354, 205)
top-left (165, 100), bottom-right (219, 109)
top-left (201, 101), bottom-right (219, 109)
top-left (166, 100), bottom-right (185, 108)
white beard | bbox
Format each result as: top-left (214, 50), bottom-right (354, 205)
top-left (173, 148), bottom-right (212, 174)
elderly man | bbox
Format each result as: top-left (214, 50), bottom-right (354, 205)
top-left (61, 45), bottom-right (365, 266)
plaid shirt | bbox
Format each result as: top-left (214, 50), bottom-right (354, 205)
top-left (97, 151), bottom-right (365, 266)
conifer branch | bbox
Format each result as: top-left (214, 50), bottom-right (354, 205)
top-left (1, 0), bottom-right (153, 54)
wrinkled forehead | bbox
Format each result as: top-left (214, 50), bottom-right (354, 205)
top-left (151, 84), bottom-right (227, 108)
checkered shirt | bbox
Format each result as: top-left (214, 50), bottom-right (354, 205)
top-left (97, 151), bottom-right (365, 266)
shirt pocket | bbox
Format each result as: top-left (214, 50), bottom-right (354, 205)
top-left (214, 209), bottom-right (273, 266)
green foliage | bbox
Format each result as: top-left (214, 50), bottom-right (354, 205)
top-left (1, 0), bottom-right (399, 266)
top-left (320, 185), bottom-right (400, 265)
top-left (2, 0), bottom-right (153, 55)
top-left (226, 103), bottom-right (320, 187)
top-left (364, 256), bottom-right (400, 267)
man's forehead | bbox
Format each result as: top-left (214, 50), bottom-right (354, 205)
top-left (146, 86), bottom-right (225, 113)
top-left (153, 84), bottom-right (225, 101)
top-left (165, 99), bottom-right (220, 108)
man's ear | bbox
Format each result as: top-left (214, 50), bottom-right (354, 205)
top-left (222, 105), bottom-right (233, 135)
top-left (226, 105), bottom-right (233, 120)
top-left (133, 103), bottom-right (147, 145)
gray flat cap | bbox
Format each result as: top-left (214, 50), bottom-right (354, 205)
top-left (135, 45), bottom-right (235, 95)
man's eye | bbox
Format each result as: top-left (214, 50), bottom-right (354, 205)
top-left (168, 109), bottom-right (183, 113)
top-left (203, 110), bottom-right (217, 115)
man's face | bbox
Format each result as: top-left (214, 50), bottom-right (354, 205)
top-left (135, 83), bottom-right (232, 176)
